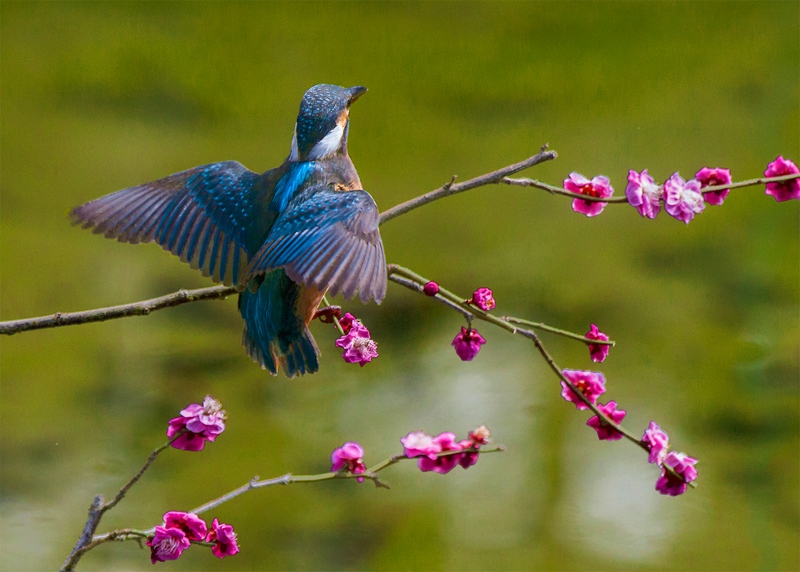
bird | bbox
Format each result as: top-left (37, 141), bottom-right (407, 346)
top-left (70, 84), bottom-right (386, 378)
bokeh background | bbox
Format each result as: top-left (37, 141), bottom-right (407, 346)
top-left (1, 2), bottom-right (798, 570)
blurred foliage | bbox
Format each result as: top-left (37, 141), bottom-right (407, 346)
top-left (1, 1), bottom-right (798, 571)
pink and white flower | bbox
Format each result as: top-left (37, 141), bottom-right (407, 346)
top-left (663, 172), bottom-right (705, 224)
top-left (642, 421), bottom-right (670, 464)
top-left (167, 396), bottom-right (227, 452)
top-left (146, 526), bottom-right (191, 564)
top-left (626, 169), bottom-right (662, 219)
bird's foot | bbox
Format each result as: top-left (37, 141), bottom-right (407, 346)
top-left (314, 305), bottom-right (342, 324)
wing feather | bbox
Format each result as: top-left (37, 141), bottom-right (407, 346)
top-left (71, 161), bottom-right (258, 287)
top-left (247, 186), bottom-right (386, 303)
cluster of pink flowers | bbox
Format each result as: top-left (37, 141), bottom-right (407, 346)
top-left (560, 368), bottom-right (698, 495)
top-left (335, 312), bottom-right (379, 367)
top-left (330, 441), bottom-right (367, 482)
top-left (567, 157), bottom-right (799, 222)
top-left (642, 422), bottom-right (699, 496)
top-left (401, 426), bottom-right (491, 474)
top-left (146, 511), bottom-right (239, 564)
top-left (167, 396), bottom-right (226, 451)
top-left (626, 169), bottom-right (711, 223)
top-left (329, 427), bottom-right (492, 484)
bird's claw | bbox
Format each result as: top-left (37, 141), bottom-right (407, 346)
top-left (314, 305), bottom-right (342, 323)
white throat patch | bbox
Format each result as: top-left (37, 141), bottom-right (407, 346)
top-left (308, 124), bottom-right (345, 160)
top-left (289, 126), bottom-right (300, 162)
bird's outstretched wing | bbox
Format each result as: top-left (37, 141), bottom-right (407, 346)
top-left (70, 161), bottom-right (260, 286)
top-left (247, 185), bottom-right (386, 304)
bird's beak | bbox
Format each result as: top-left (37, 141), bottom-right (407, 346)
top-left (347, 86), bottom-right (368, 104)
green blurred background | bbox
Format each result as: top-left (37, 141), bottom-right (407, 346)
top-left (1, 1), bottom-right (798, 570)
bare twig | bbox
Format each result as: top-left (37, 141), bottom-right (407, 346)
top-left (378, 145), bottom-right (557, 225)
top-left (1, 285), bottom-right (237, 336)
top-left (61, 431), bottom-right (187, 572)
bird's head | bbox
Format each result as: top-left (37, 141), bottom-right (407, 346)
top-left (289, 84), bottom-right (367, 162)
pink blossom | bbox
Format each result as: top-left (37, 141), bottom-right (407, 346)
top-left (417, 432), bottom-right (463, 474)
top-left (564, 172), bottom-right (614, 217)
top-left (163, 511), bottom-right (207, 542)
top-left (457, 439), bottom-right (480, 468)
top-left (560, 369), bottom-right (606, 410)
top-left (470, 287), bottom-right (496, 311)
top-left (585, 323), bottom-right (610, 363)
top-left (655, 467), bottom-right (688, 496)
top-left (452, 326), bottom-right (486, 361)
top-left (331, 441), bottom-right (367, 482)
top-left (764, 155), bottom-right (800, 202)
top-left (695, 167), bottom-right (732, 205)
top-left (147, 526), bottom-right (191, 564)
top-left (206, 518), bottom-right (240, 559)
top-left (586, 401), bottom-right (626, 441)
top-left (664, 451), bottom-right (699, 483)
top-left (663, 173), bottom-right (705, 224)
top-left (335, 320), bottom-right (379, 367)
top-left (458, 425), bottom-right (491, 469)
top-left (338, 312), bottom-right (358, 334)
top-left (626, 169), bottom-right (662, 219)
top-left (423, 281), bottom-right (440, 296)
top-left (401, 431), bottom-right (441, 460)
top-left (468, 425), bottom-right (491, 446)
top-left (641, 421), bottom-right (670, 464)
top-left (338, 312), bottom-right (371, 337)
top-left (167, 396), bottom-right (227, 452)
top-left (655, 452), bottom-right (698, 496)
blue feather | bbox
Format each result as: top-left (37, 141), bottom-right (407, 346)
top-left (239, 271), bottom-right (319, 377)
top-left (270, 162), bottom-right (316, 213)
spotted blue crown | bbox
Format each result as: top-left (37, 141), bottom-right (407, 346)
top-left (292, 84), bottom-right (367, 161)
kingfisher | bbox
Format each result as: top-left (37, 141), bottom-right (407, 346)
top-left (70, 84), bottom-right (386, 378)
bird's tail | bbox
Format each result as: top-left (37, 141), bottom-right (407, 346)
top-left (238, 270), bottom-right (320, 378)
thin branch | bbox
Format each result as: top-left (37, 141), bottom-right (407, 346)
top-left (61, 431), bottom-right (186, 572)
top-left (61, 495), bottom-right (105, 572)
top-left (378, 145), bottom-right (557, 225)
top-left (387, 271), bottom-right (474, 321)
top-left (95, 446), bottom-right (505, 543)
top-left (1, 285), bottom-right (238, 336)
top-left (503, 316), bottom-right (615, 346)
